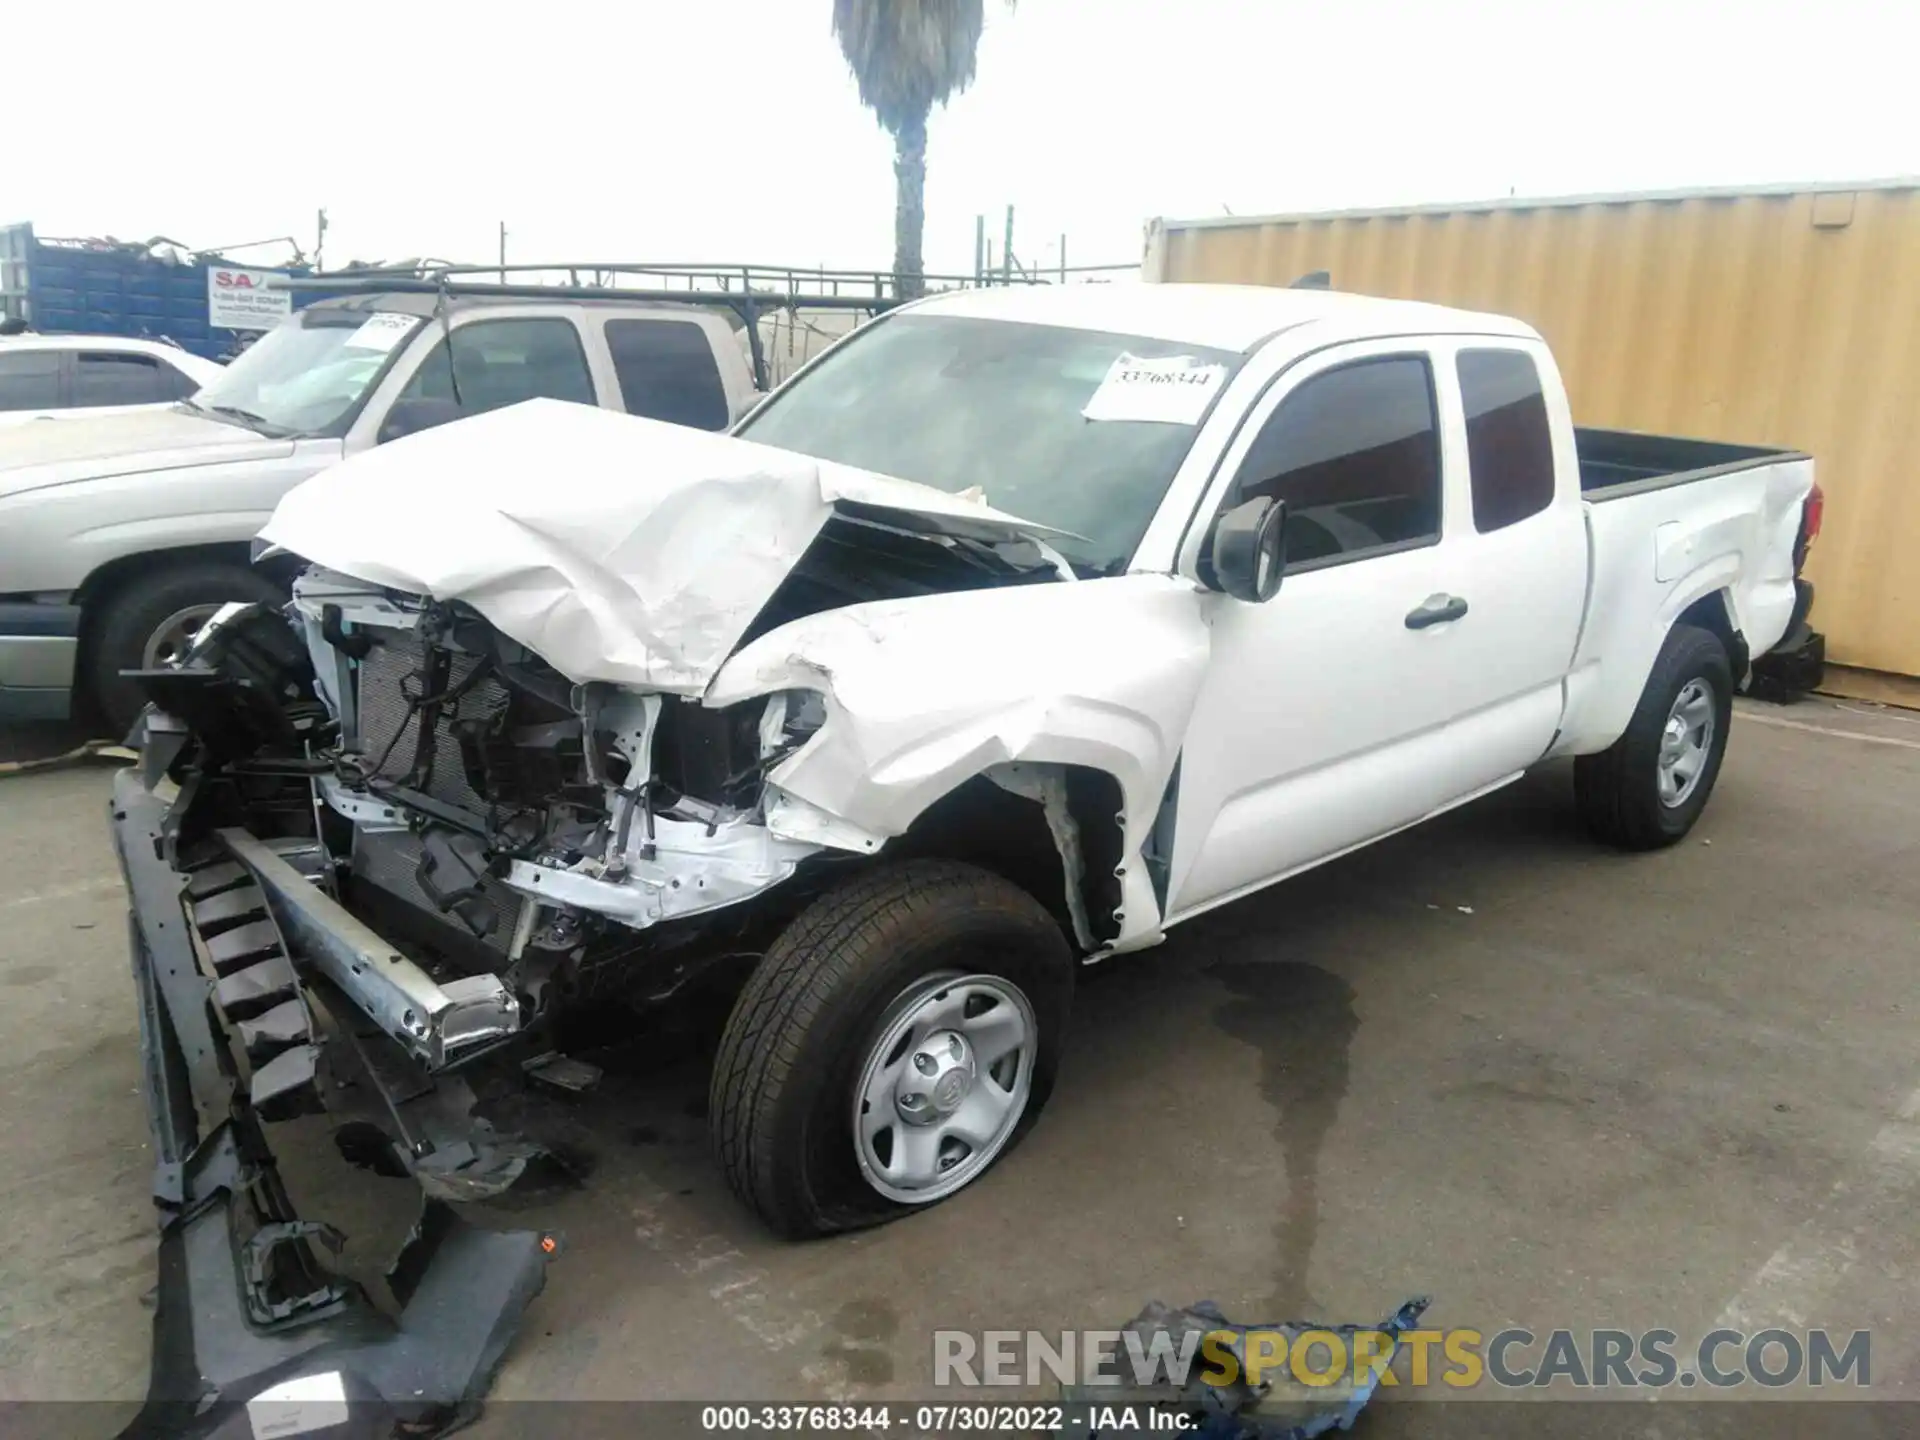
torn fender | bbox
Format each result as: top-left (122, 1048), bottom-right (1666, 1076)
top-left (707, 573), bottom-right (1212, 946)
top-left (259, 399), bottom-right (1067, 696)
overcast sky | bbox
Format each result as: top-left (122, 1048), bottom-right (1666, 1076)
top-left (7, 0), bottom-right (1912, 278)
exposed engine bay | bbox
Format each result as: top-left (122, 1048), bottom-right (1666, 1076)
top-left (300, 572), bottom-right (830, 1029)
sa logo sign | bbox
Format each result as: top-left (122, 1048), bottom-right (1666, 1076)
top-left (212, 269), bottom-right (261, 290)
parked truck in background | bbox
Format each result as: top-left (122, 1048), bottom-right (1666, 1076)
top-left (0, 223), bottom-right (310, 360)
top-left (0, 290), bottom-right (761, 729)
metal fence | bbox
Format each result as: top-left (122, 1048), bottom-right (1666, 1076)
top-left (297, 257), bottom-right (1140, 389)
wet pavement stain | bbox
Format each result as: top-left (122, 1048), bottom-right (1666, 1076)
top-left (2, 964), bottom-right (55, 987)
top-left (819, 1297), bottom-right (899, 1386)
top-left (1210, 961), bottom-right (1359, 1316)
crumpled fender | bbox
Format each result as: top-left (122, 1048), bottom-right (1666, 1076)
top-left (706, 573), bottom-right (1211, 942)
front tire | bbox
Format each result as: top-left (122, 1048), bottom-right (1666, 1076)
top-left (87, 560), bottom-right (286, 736)
top-left (710, 860), bottom-right (1073, 1239)
top-left (1576, 623), bottom-right (1733, 850)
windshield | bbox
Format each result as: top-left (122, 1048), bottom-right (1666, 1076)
top-left (737, 314), bottom-right (1242, 574)
top-left (192, 309), bottom-right (422, 436)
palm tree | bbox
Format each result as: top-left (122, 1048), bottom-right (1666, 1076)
top-left (832, 0), bottom-right (1000, 298)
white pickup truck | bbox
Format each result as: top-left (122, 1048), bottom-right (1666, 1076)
top-left (112, 282), bottom-right (1821, 1320)
top-left (0, 291), bottom-right (759, 730)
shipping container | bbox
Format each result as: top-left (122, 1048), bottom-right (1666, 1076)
top-left (1145, 179), bottom-right (1920, 680)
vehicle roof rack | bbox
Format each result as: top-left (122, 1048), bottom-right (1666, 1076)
top-left (278, 274), bottom-right (902, 391)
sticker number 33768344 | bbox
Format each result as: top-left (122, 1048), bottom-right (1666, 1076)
top-left (1081, 353), bottom-right (1227, 426)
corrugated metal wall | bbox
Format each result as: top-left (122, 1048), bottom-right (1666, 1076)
top-left (1147, 183), bottom-right (1920, 678)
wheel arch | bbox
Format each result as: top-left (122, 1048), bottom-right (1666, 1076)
top-left (885, 764), bottom-right (1129, 954)
top-left (71, 543), bottom-right (296, 719)
top-left (73, 541), bottom-right (294, 614)
top-left (1555, 580), bottom-right (1748, 758)
top-left (1675, 588), bottom-right (1749, 683)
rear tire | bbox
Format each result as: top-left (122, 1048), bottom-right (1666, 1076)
top-left (1576, 623), bottom-right (1733, 850)
top-left (710, 860), bottom-right (1073, 1239)
top-left (86, 560), bottom-right (286, 737)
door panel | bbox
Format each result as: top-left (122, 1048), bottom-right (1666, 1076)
top-left (1435, 344), bottom-right (1587, 773)
top-left (1168, 543), bottom-right (1468, 915)
top-left (1164, 339), bottom-right (1591, 924)
top-left (1166, 346), bottom-right (1476, 918)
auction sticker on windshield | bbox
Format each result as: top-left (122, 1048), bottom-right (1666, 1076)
top-left (1081, 353), bottom-right (1226, 425)
top-left (344, 312), bottom-right (418, 352)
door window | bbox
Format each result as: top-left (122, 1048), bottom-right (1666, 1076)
top-left (399, 318), bottom-right (595, 415)
top-left (604, 318), bottom-right (730, 430)
top-left (1457, 348), bottom-right (1555, 532)
top-left (1228, 356), bottom-right (1442, 571)
top-left (0, 350), bottom-right (62, 411)
top-left (72, 351), bottom-right (193, 406)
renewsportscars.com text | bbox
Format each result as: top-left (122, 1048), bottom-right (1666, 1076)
top-left (934, 1326), bottom-right (1872, 1391)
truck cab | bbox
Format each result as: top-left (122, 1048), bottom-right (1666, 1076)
top-left (0, 292), bottom-right (759, 729)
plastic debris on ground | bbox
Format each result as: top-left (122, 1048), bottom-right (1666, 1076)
top-left (0, 739), bottom-right (136, 778)
top-left (1062, 1296), bottom-right (1430, 1439)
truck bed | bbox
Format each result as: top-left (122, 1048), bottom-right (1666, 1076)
top-left (1577, 427), bottom-right (1806, 500)
top-left (1551, 434), bottom-right (1815, 760)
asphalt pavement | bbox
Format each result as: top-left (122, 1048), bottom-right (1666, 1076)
top-left (2, 697), bottom-right (1917, 1437)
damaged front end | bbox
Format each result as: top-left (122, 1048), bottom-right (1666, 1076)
top-left (287, 571), bottom-right (901, 1068)
top-left (111, 588), bottom-right (815, 1431)
top-left (110, 548), bottom-right (898, 1430)
top-left (108, 400), bottom-right (1205, 1427)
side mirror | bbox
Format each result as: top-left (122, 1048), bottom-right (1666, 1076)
top-left (378, 397), bottom-right (465, 444)
top-left (1209, 497), bottom-right (1288, 603)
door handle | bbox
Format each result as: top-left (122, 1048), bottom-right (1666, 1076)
top-left (1405, 593), bottom-right (1469, 629)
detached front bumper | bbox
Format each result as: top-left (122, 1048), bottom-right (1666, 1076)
top-left (0, 599), bottom-right (80, 722)
top-left (110, 766), bottom-right (551, 1439)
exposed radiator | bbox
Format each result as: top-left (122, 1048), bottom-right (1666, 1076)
top-left (355, 638), bottom-right (511, 813)
top-left (351, 637), bottom-right (524, 958)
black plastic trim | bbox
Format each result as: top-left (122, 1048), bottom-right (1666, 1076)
top-left (0, 599), bottom-right (82, 637)
top-left (109, 769), bottom-right (552, 1439)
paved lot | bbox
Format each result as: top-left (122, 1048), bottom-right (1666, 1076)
top-left (2, 698), bottom-right (1918, 1435)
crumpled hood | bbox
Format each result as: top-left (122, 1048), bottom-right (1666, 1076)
top-left (0, 405), bottom-right (295, 500)
top-left (261, 398), bottom-right (1069, 694)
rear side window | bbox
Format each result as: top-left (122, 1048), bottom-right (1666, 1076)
top-left (604, 318), bottom-right (729, 431)
top-left (1458, 349), bottom-right (1555, 532)
top-left (72, 351), bottom-right (191, 406)
top-left (0, 350), bottom-right (62, 411)
top-left (400, 317), bottom-right (595, 415)
top-left (1232, 356), bottom-right (1442, 570)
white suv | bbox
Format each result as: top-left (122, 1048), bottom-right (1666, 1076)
top-left (0, 333), bottom-right (224, 427)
